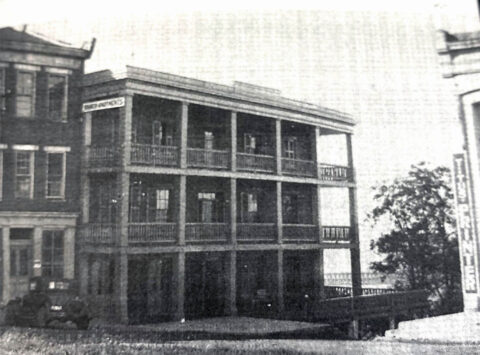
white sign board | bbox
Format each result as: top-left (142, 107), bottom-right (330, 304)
top-left (82, 97), bottom-right (125, 113)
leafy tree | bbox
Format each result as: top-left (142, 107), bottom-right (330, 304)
top-left (368, 162), bottom-right (462, 315)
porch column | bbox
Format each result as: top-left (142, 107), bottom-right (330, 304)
top-left (313, 249), bottom-right (325, 300)
top-left (180, 102), bottom-right (189, 169)
top-left (275, 119), bottom-right (282, 175)
top-left (230, 178), bottom-right (237, 245)
top-left (313, 126), bottom-right (321, 178)
top-left (231, 112), bottom-right (237, 172)
top-left (347, 134), bottom-right (362, 296)
top-left (225, 250), bottom-right (238, 316)
top-left (276, 182), bottom-right (283, 243)
top-left (174, 251), bottom-right (185, 321)
top-left (1, 227), bottom-right (9, 302)
top-left (177, 175), bottom-right (186, 246)
top-left (63, 227), bottom-right (75, 279)
top-left (277, 249), bottom-right (285, 314)
top-left (33, 227), bottom-right (42, 277)
top-left (81, 112), bottom-right (92, 223)
top-left (120, 94), bottom-right (133, 167)
top-left (78, 252), bottom-right (88, 297)
top-left (114, 251), bottom-right (128, 323)
top-left (314, 185), bottom-right (323, 243)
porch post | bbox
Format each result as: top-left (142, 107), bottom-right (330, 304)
top-left (277, 249), bottom-right (285, 314)
top-left (231, 111), bottom-right (237, 172)
top-left (314, 249), bottom-right (325, 300)
top-left (81, 112), bottom-right (92, 223)
top-left (174, 251), bottom-right (185, 320)
top-left (225, 250), bottom-right (238, 316)
top-left (180, 102), bottom-right (189, 169)
top-left (275, 119), bottom-right (282, 175)
top-left (63, 227), bottom-right (75, 279)
top-left (78, 252), bottom-right (88, 297)
top-left (230, 178), bottom-right (237, 245)
top-left (1, 227), bottom-right (9, 302)
top-left (32, 227), bottom-right (42, 277)
top-left (276, 182), bottom-right (283, 243)
top-left (177, 175), bottom-right (186, 246)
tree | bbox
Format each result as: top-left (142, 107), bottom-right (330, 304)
top-left (368, 162), bottom-right (462, 315)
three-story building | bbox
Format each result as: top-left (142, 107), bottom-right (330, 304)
top-left (80, 66), bottom-right (362, 324)
top-left (0, 27), bottom-right (93, 303)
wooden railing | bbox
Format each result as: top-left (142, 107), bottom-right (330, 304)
top-left (86, 146), bottom-right (119, 168)
top-left (187, 148), bottom-right (230, 169)
top-left (285, 290), bottom-right (429, 323)
top-left (322, 226), bottom-right (351, 242)
top-left (283, 224), bottom-right (318, 242)
top-left (130, 144), bottom-right (179, 167)
top-left (281, 158), bottom-right (316, 177)
top-left (185, 223), bottom-right (229, 242)
top-left (325, 286), bottom-right (396, 299)
top-left (80, 224), bottom-right (117, 245)
top-left (128, 223), bottom-right (177, 244)
top-left (237, 223), bottom-right (276, 242)
top-left (237, 153), bottom-right (276, 173)
top-left (318, 163), bottom-right (351, 182)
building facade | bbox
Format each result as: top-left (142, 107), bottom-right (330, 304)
top-left (80, 66), bottom-right (362, 323)
top-left (0, 27), bottom-right (92, 303)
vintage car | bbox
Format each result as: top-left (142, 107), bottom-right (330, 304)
top-left (5, 276), bottom-right (91, 329)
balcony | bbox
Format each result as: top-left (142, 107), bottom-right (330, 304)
top-left (237, 223), bottom-right (276, 242)
top-left (282, 224), bottom-right (318, 242)
top-left (237, 153), bottom-right (276, 174)
top-left (130, 144), bottom-right (179, 167)
top-left (86, 146), bottom-right (119, 168)
top-left (322, 226), bottom-right (351, 242)
top-left (128, 223), bottom-right (177, 244)
top-left (187, 148), bottom-right (230, 169)
top-left (185, 223), bottom-right (229, 242)
top-left (80, 224), bottom-right (117, 245)
top-left (319, 164), bottom-right (351, 182)
top-left (282, 158), bottom-right (316, 178)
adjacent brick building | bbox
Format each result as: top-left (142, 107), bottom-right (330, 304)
top-left (0, 27), bottom-right (93, 302)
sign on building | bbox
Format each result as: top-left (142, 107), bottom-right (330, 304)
top-left (82, 97), bottom-right (125, 113)
top-left (453, 153), bottom-right (478, 293)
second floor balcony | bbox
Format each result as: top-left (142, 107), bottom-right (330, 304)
top-left (130, 144), bottom-right (179, 167)
top-left (187, 148), bottom-right (230, 170)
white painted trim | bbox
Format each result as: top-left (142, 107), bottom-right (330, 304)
top-left (0, 144), bottom-right (7, 149)
top-left (14, 63), bottom-right (41, 72)
top-left (43, 146), bottom-right (71, 153)
top-left (45, 67), bottom-right (72, 75)
top-left (12, 144), bottom-right (39, 151)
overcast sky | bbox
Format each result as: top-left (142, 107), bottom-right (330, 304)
top-left (2, 0), bottom-right (479, 272)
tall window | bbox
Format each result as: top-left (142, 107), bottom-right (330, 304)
top-left (285, 137), bottom-right (297, 159)
top-left (152, 121), bottom-right (164, 145)
top-left (149, 189), bottom-right (170, 222)
top-left (204, 131), bottom-right (214, 150)
top-left (16, 71), bottom-right (35, 117)
top-left (283, 193), bottom-right (299, 224)
top-left (240, 192), bottom-right (258, 222)
top-left (48, 74), bottom-right (67, 121)
top-left (244, 134), bottom-right (256, 154)
top-left (15, 151), bottom-right (34, 198)
top-left (198, 192), bottom-right (224, 223)
top-left (46, 152), bottom-right (65, 199)
top-left (89, 179), bottom-right (117, 223)
top-left (42, 230), bottom-right (64, 278)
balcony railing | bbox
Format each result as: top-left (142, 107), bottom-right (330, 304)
top-left (325, 286), bottom-right (395, 299)
top-left (86, 146), bottom-right (119, 168)
top-left (185, 223), bottom-right (229, 242)
top-left (237, 223), bottom-right (276, 242)
top-left (80, 224), bottom-right (117, 245)
top-left (322, 226), bottom-right (351, 242)
top-left (319, 163), bottom-right (351, 182)
top-left (130, 144), bottom-right (179, 167)
top-left (281, 158), bottom-right (316, 177)
top-left (282, 224), bottom-right (318, 242)
top-left (128, 222), bottom-right (177, 244)
top-left (237, 153), bottom-right (276, 174)
top-left (187, 148), bottom-right (230, 169)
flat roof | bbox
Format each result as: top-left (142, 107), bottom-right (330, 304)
top-left (83, 65), bottom-right (355, 127)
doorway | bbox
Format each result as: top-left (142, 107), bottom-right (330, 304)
top-left (9, 229), bottom-right (33, 300)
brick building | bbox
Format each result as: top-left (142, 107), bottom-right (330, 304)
top-left (0, 27), bottom-right (93, 302)
top-left (80, 66), bottom-right (361, 323)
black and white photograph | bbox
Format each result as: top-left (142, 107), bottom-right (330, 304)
top-left (0, 0), bottom-right (479, 353)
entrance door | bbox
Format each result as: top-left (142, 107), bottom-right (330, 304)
top-left (128, 255), bottom-right (173, 324)
top-left (9, 229), bottom-right (33, 300)
top-left (185, 253), bottom-right (225, 318)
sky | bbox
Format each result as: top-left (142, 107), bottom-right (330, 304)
top-left (1, 0), bottom-right (478, 273)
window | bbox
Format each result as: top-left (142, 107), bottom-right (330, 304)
top-left (204, 131), bottom-right (214, 150)
top-left (244, 134), bottom-right (256, 154)
top-left (10, 248), bottom-right (30, 277)
top-left (285, 137), bottom-right (297, 159)
top-left (149, 189), bottom-right (170, 222)
top-left (283, 193), bottom-right (299, 224)
top-left (46, 152), bottom-right (66, 199)
top-left (198, 192), bottom-right (224, 223)
top-left (89, 179), bottom-right (117, 223)
top-left (48, 74), bottom-right (67, 121)
top-left (15, 150), bottom-right (34, 198)
top-left (152, 121), bottom-right (164, 145)
top-left (16, 71), bottom-right (35, 117)
top-left (42, 230), bottom-right (64, 278)
top-left (240, 192), bottom-right (258, 222)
